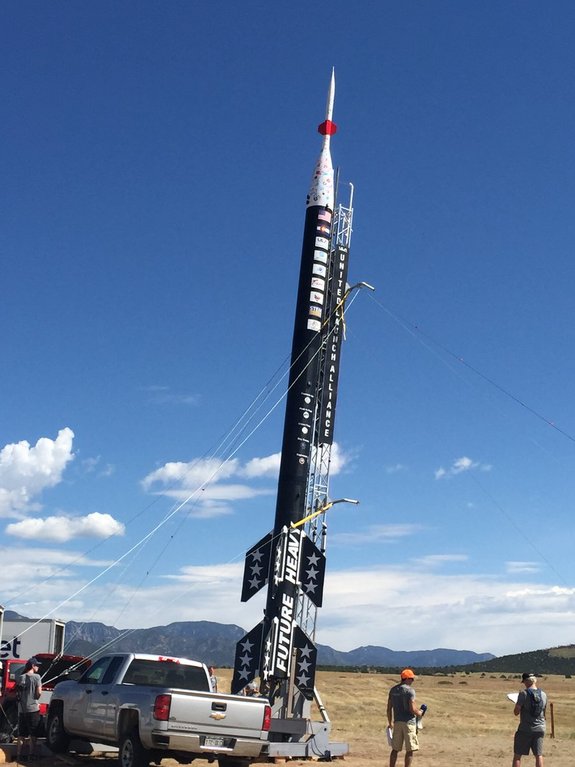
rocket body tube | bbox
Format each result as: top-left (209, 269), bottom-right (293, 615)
top-left (272, 69), bottom-right (336, 533)
top-left (261, 73), bottom-right (337, 682)
top-left (272, 203), bottom-right (333, 531)
top-left (232, 73), bottom-right (338, 695)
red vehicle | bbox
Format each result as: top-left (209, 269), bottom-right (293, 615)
top-left (0, 652), bottom-right (90, 742)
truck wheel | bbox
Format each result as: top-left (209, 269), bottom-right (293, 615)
top-left (46, 708), bottom-right (70, 753)
top-left (119, 730), bottom-right (150, 767)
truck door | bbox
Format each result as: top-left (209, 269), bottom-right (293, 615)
top-left (83, 656), bottom-right (125, 739)
top-left (66, 657), bottom-right (121, 737)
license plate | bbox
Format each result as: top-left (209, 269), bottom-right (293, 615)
top-left (204, 736), bottom-right (225, 748)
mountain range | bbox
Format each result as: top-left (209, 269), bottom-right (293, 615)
top-left (41, 613), bottom-right (495, 668)
top-left (7, 611), bottom-right (575, 674)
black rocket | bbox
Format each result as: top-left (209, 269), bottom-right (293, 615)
top-left (232, 72), bottom-right (343, 701)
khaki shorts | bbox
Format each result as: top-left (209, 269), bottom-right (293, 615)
top-left (391, 721), bottom-right (419, 752)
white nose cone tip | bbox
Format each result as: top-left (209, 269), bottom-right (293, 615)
top-left (306, 70), bottom-right (337, 210)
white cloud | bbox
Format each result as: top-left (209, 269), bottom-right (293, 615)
top-left (435, 455), bottom-right (492, 480)
top-left (0, 545), bottom-right (118, 618)
top-left (385, 463), bottom-right (406, 474)
top-left (18, 561), bottom-right (574, 658)
top-left (326, 443), bottom-right (350, 475)
top-left (0, 428), bottom-right (75, 517)
top-left (142, 458), bottom-right (240, 490)
top-left (81, 456), bottom-right (115, 478)
top-left (6, 512), bottom-right (125, 542)
top-left (142, 456), bottom-right (274, 517)
top-left (317, 567), bottom-right (575, 655)
top-left (413, 554), bottom-right (469, 567)
top-left (331, 523), bottom-right (421, 546)
top-left (6, 562), bottom-right (263, 633)
top-left (241, 453), bottom-right (281, 478)
top-left (0, 546), bottom-right (113, 568)
top-left (141, 443), bottom-right (350, 518)
top-left (239, 443), bottom-right (350, 479)
top-left (160, 484), bottom-right (272, 504)
top-left (506, 561), bottom-right (541, 575)
top-left (143, 386), bottom-right (200, 406)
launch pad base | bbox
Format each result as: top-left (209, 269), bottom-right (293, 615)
top-left (265, 719), bottom-right (349, 760)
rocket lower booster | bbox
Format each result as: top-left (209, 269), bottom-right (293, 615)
top-left (232, 73), bottom-right (337, 697)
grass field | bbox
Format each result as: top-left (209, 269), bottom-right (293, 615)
top-left (2, 669), bottom-right (574, 767)
top-left (223, 668), bottom-right (575, 766)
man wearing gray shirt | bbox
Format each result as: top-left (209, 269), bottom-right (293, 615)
top-left (16, 657), bottom-right (43, 761)
top-left (513, 672), bottom-right (547, 767)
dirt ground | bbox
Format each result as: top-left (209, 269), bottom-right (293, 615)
top-left (2, 670), bottom-right (574, 767)
top-left (316, 669), bottom-right (575, 766)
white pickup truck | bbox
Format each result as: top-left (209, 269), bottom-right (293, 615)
top-left (46, 653), bottom-right (271, 767)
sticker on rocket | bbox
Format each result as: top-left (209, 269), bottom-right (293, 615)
top-left (316, 225), bottom-right (330, 235)
top-left (308, 305), bottom-right (322, 318)
top-left (307, 319), bottom-right (321, 331)
top-left (269, 611), bottom-right (294, 678)
top-left (309, 291), bottom-right (324, 304)
top-left (311, 277), bottom-right (325, 291)
top-left (316, 244), bottom-right (350, 446)
top-left (314, 250), bottom-right (328, 264)
top-left (313, 263), bottom-right (327, 277)
top-left (318, 210), bottom-right (332, 222)
top-left (315, 236), bottom-right (329, 249)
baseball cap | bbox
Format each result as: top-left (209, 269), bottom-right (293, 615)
top-left (521, 672), bottom-right (537, 682)
top-left (28, 657), bottom-right (40, 666)
top-left (401, 668), bottom-right (415, 680)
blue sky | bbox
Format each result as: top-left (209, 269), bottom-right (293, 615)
top-left (2, 0), bottom-right (575, 657)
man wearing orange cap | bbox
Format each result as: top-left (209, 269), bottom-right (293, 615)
top-left (387, 668), bottom-right (426, 767)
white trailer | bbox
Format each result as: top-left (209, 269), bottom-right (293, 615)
top-left (0, 619), bottom-right (65, 661)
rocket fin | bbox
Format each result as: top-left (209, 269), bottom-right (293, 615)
top-left (293, 625), bottom-right (317, 700)
top-left (241, 531), bottom-right (272, 602)
top-left (231, 622), bottom-right (264, 694)
top-left (299, 534), bottom-right (326, 607)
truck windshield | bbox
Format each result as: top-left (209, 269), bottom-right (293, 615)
top-left (122, 659), bottom-right (210, 692)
